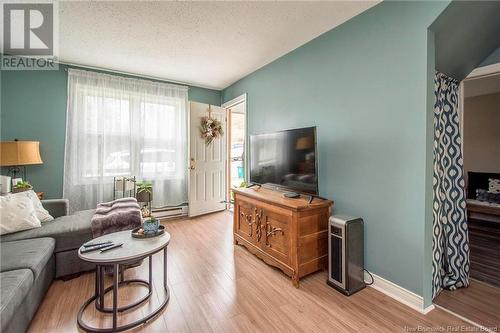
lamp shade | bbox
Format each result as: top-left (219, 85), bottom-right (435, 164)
top-left (0, 141), bottom-right (43, 166)
top-left (295, 136), bottom-right (314, 150)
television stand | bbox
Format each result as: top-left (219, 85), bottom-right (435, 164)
top-left (245, 182), bottom-right (262, 189)
top-left (232, 186), bottom-right (333, 287)
top-left (307, 194), bottom-right (330, 204)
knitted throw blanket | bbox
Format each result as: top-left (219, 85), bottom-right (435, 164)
top-left (91, 197), bottom-right (142, 238)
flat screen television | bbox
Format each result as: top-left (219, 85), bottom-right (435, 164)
top-left (249, 126), bottom-right (318, 194)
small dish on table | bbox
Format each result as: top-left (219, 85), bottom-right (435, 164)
top-left (132, 225), bottom-right (165, 238)
top-left (132, 217), bottom-right (164, 238)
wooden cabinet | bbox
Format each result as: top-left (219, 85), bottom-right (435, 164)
top-left (233, 187), bottom-right (333, 287)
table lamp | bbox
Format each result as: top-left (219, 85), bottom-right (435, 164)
top-left (0, 140), bottom-right (43, 183)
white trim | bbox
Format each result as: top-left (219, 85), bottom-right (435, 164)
top-left (187, 101), bottom-right (192, 214)
top-left (222, 93), bottom-right (247, 110)
top-left (433, 304), bottom-right (493, 333)
top-left (461, 63), bottom-right (500, 165)
top-left (422, 304), bottom-right (435, 315)
top-left (223, 93), bottom-right (249, 182)
top-left (364, 271), bottom-right (431, 314)
top-left (466, 63), bottom-right (500, 80)
top-left (459, 80), bottom-right (465, 148)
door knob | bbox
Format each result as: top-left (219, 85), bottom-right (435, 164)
top-left (189, 158), bottom-right (196, 170)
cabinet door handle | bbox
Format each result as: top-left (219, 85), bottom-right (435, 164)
top-left (254, 208), bottom-right (264, 242)
top-left (265, 224), bottom-right (284, 247)
top-left (240, 212), bottom-right (253, 236)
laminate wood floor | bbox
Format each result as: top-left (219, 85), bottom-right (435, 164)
top-left (28, 211), bottom-right (471, 333)
top-left (434, 279), bottom-right (500, 330)
top-left (468, 219), bottom-right (500, 287)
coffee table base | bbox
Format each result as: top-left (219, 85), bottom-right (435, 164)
top-left (77, 249), bottom-right (169, 332)
top-left (95, 279), bottom-right (151, 313)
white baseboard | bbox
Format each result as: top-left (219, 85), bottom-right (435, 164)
top-left (364, 271), bottom-right (433, 314)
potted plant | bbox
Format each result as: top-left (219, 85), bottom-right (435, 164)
top-left (136, 181), bottom-right (153, 203)
top-left (143, 216), bottom-right (160, 234)
top-left (12, 180), bottom-right (32, 193)
top-left (230, 181), bottom-right (248, 203)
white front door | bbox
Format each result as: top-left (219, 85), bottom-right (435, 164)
top-left (188, 102), bottom-right (227, 217)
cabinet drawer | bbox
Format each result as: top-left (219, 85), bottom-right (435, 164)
top-left (260, 208), bottom-right (291, 265)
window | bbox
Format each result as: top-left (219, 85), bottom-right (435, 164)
top-left (64, 69), bottom-right (188, 211)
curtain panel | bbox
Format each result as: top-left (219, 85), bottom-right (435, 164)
top-left (64, 69), bottom-right (188, 212)
top-left (431, 71), bottom-right (469, 299)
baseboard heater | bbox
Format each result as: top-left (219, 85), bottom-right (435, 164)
top-left (152, 205), bottom-right (188, 220)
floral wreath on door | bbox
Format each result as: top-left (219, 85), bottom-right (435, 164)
top-left (199, 105), bottom-right (224, 145)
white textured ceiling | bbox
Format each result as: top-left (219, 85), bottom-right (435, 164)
top-left (59, 1), bottom-right (378, 90)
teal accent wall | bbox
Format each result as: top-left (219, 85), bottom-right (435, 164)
top-left (479, 46), bottom-right (500, 67)
top-left (429, 1), bottom-right (500, 80)
top-left (222, 1), bottom-right (449, 298)
top-left (1, 64), bottom-right (221, 199)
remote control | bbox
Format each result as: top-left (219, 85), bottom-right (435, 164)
top-left (80, 243), bottom-right (115, 253)
top-left (83, 240), bottom-right (112, 248)
top-left (100, 243), bottom-right (123, 252)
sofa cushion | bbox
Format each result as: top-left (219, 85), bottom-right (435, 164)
top-left (0, 209), bottom-right (94, 252)
top-left (0, 269), bottom-right (34, 332)
top-left (0, 193), bottom-right (41, 235)
top-left (489, 178), bottom-right (500, 194)
top-left (1, 238), bottom-right (55, 280)
top-left (41, 199), bottom-right (69, 219)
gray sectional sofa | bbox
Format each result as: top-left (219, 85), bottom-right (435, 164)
top-left (0, 199), bottom-right (95, 333)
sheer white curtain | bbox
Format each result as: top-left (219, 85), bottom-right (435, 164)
top-left (64, 69), bottom-right (188, 212)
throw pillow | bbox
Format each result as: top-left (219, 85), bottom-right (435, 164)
top-left (0, 194), bottom-right (41, 235)
top-left (488, 178), bottom-right (500, 194)
top-left (19, 190), bottom-right (54, 222)
top-left (476, 189), bottom-right (500, 204)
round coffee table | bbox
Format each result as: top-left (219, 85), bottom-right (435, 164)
top-left (77, 230), bottom-right (170, 332)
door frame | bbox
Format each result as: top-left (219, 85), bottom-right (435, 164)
top-left (222, 93), bottom-right (248, 205)
top-left (459, 63), bottom-right (500, 153)
top-left (187, 101), bottom-right (192, 213)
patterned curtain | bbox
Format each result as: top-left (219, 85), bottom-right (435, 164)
top-left (432, 72), bottom-right (470, 299)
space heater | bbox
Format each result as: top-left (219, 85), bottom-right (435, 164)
top-left (327, 215), bottom-right (365, 295)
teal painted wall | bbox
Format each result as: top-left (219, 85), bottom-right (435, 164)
top-left (479, 46), bottom-right (500, 67)
top-left (429, 1), bottom-right (500, 80)
top-left (222, 1), bottom-right (449, 297)
top-left (0, 65), bottom-right (221, 199)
